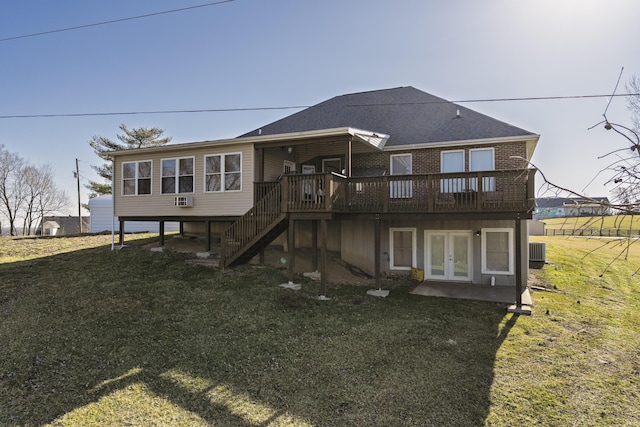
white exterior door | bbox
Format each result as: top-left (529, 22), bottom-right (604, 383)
top-left (425, 231), bottom-right (472, 281)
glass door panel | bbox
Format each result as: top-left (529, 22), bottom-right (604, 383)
top-left (452, 233), bottom-right (470, 279)
top-left (426, 231), bottom-right (471, 281)
top-left (428, 233), bottom-right (446, 278)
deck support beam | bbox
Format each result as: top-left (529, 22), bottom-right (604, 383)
top-left (159, 221), bottom-right (165, 247)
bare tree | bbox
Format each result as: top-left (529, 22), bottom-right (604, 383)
top-left (0, 146), bottom-right (26, 236)
top-left (0, 146), bottom-right (69, 236)
top-left (21, 164), bottom-right (69, 235)
top-left (626, 74), bottom-right (640, 133)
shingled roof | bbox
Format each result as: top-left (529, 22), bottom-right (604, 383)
top-left (240, 86), bottom-right (537, 147)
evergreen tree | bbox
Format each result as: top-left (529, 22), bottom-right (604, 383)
top-left (87, 124), bottom-right (172, 196)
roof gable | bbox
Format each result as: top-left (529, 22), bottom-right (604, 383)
top-left (240, 86), bottom-right (537, 147)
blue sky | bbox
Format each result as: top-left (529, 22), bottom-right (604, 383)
top-left (1, 0), bottom-right (639, 215)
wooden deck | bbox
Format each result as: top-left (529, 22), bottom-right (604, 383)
top-left (223, 169), bottom-right (535, 267)
top-left (267, 169), bottom-right (536, 215)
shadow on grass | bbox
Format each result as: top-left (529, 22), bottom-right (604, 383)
top-left (0, 238), bottom-right (519, 426)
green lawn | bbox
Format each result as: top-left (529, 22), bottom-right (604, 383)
top-left (1, 234), bottom-right (639, 426)
top-left (543, 215), bottom-right (640, 235)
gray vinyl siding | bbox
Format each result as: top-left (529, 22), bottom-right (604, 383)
top-left (113, 144), bottom-right (254, 217)
top-left (340, 219), bottom-right (525, 286)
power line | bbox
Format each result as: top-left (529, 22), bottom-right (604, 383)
top-left (0, 0), bottom-right (235, 43)
top-left (0, 93), bottom-right (637, 120)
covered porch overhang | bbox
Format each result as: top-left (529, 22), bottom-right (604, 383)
top-left (252, 127), bottom-right (389, 179)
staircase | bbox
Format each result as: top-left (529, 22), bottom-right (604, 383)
top-left (222, 183), bottom-right (288, 267)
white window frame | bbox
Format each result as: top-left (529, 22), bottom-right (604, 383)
top-left (204, 152), bottom-right (243, 193)
top-left (469, 148), bottom-right (495, 171)
top-left (469, 148), bottom-right (495, 191)
top-left (122, 160), bottom-right (152, 196)
top-left (441, 149), bottom-right (465, 173)
top-left (440, 150), bottom-right (465, 193)
top-left (283, 160), bottom-right (296, 174)
top-left (161, 156), bottom-right (195, 194)
top-left (481, 228), bottom-right (514, 275)
top-left (390, 153), bottom-right (412, 175)
top-left (322, 158), bottom-right (342, 174)
top-left (389, 227), bottom-right (417, 271)
top-left (390, 153), bottom-right (413, 199)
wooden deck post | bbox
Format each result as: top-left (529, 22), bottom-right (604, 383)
top-left (311, 220), bottom-right (318, 272)
top-left (508, 214), bottom-right (531, 314)
top-left (514, 216), bottom-right (523, 307)
top-left (205, 220), bottom-right (211, 251)
top-left (159, 221), bottom-right (165, 246)
top-left (320, 219), bottom-right (328, 296)
top-left (220, 230), bottom-right (226, 269)
top-left (288, 217), bottom-right (295, 283)
top-left (119, 220), bottom-right (124, 246)
top-left (374, 215), bottom-right (381, 289)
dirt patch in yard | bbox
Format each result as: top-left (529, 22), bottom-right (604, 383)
top-left (142, 234), bottom-right (410, 288)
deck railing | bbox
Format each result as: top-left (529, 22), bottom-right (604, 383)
top-left (222, 183), bottom-right (283, 261)
top-left (279, 169), bottom-right (535, 214)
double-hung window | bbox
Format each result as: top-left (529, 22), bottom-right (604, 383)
top-left (390, 153), bottom-right (413, 198)
top-left (441, 150), bottom-right (465, 193)
top-left (122, 160), bottom-right (152, 195)
top-left (205, 153), bottom-right (242, 192)
top-left (469, 148), bottom-right (495, 191)
top-left (162, 157), bottom-right (194, 194)
top-left (481, 228), bottom-right (514, 274)
top-left (389, 227), bottom-right (417, 270)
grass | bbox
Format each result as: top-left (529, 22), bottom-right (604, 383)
top-left (543, 214), bottom-right (640, 235)
top-left (1, 234), bottom-right (639, 426)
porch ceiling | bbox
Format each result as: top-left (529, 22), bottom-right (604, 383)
top-left (253, 127), bottom-right (388, 153)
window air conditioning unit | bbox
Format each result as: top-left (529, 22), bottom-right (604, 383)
top-left (529, 242), bottom-right (546, 263)
top-left (174, 195), bottom-right (193, 207)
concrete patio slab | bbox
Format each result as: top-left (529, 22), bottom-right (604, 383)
top-left (411, 282), bottom-right (532, 306)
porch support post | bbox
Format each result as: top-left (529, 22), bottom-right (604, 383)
top-left (288, 217), bottom-right (296, 283)
top-left (179, 221), bottom-right (184, 236)
top-left (320, 219), bottom-right (328, 296)
top-left (515, 216), bottom-right (522, 307)
top-left (159, 221), bottom-right (165, 247)
top-left (205, 220), bottom-right (211, 251)
top-left (119, 220), bottom-right (124, 246)
top-left (508, 214), bottom-right (531, 315)
top-left (220, 230), bottom-right (226, 269)
top-left (374, 215), bottom-right (381, 289)
top-left (311, 220), bottom-right (318, 271)
top-left (346, 137), bottom-right (352, 176)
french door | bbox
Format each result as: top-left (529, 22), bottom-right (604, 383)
top-left (425, 231), bottom-right (472, 281)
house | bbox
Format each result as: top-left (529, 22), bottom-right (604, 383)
top-left (107, 86), bottom-right (539, 307)
top-left (88, 195), bottom-right (179, 233)
top-left (38, 216), bottom-right (90, 235)
top-left (534, 197), bottom-right (611, 219)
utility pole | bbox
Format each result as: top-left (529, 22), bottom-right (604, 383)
top-left (75, 158), bottom-right (82, 233)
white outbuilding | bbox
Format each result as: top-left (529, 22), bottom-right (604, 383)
top-left (88, 195), bottom-right (179, 233)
